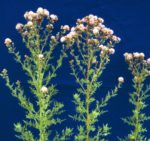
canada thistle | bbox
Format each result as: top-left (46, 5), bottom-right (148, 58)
top-left (1, 7), bottom-right (72, 141)
top-left (61, 14), bottom-right (123, 141)
top-left (118, 52), bottom-right (150, 141)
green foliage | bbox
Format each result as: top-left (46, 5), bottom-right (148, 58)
top-left (0, 8), bottom-right (72, 141)
top-left (119, 53), bottom-right (150, 141)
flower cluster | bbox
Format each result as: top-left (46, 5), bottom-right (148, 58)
top-left (124, 52), bottom-right (150, 76)
top-left (99, 45), bottom-right (115, 55)
top-left (119, 52), bottom-right (150, 141)
top-left (15, 7), bottom-right (58, 37)
top-left (124, 52), bottom-right (145, 61)
top-left (61, 14), bottom-right (120, 47)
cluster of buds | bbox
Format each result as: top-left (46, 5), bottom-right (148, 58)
top-left (87, 39), bottom-right (99, 46)
top-left (124, 52), bottom-right (150, 76)
top-left (99, 45), bottom-right (115, 55)
top-left (15, 7), bottom-right (58, 35)
top-left (124, 52), bottom-right (145, 62)
top-left (24, 7), bottom-right (49, 21)
top-left (79, 14), bottom-right (104, 26)
top-left (60, 14), bottom-right (120, 46)
top-left (60, 28), bottom-right (77, 43)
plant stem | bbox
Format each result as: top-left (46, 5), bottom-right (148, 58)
top-left (86, 48), bottom-right (92, 141)
top-left (36, 48), bottom-right (45, 141)
top-left (134, 81), bottom-right (142, 140)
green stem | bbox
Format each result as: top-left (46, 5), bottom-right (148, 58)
top-left (85, 48), bottom-right (92, 141)
top-left (134, 81), bottom-right (142, 140)
top-left (38, 61), bottom-right (44, 141)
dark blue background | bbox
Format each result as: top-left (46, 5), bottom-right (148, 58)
top-left (0, 0), bottom-right (150, 141)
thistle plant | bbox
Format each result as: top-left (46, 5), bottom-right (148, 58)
top-left (119, 52), bottom-right (150, 141)
top-left (0, 7), bottom-right (72, 141)
top-left (61, 15), bottom-right (124, 141)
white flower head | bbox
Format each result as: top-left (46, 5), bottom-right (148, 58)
top-left (26, 21), bottom-right (33, 27)
top-left (40, 86), bottom-right (48, 94)
top-left (139, 53), bottom-right (145, 59)
top-left (109, 48), bottom-right (115, 55)
top-left (28, 11), bottom-right (34, 16)
top-left (70, 31), bottom-right (76, 36)
top-left (24, 11), bottom-right (33, 21)
top-left (102, 27), bottom-right (114, 35)
top-left (51, 36), bottom-right (56, 40)
top-left (37, 7), bottom-right (44, 15)
top-left (112, 35), bottom-right (121, 43)
top-left (16, 23), bottom-right (23, 31)
top-left (43, 9), bottom-right (49, 17)
top-left (50, 14), bottom-right (58, 21)
top-left (78, 24), bottom-right (85, 31)
top-left (124, 53), bottom-right (133, 61)
top-left (133, 52), bottom-right (140, 59)
top-left (60, 37), bottom-right (66, 43)
top-left (93, 27), bottom-right (99, 35)
top-left (24, 12), bottom-right (29, 19)
top-left (98, 17), bottom-right (104, 23)
top-left (4, 38), bottom-right (12, 46)
top-left (38, 54), bottom-right (44, 60)
top-left (71, 27), bottom-right (75, 32)
top-left (62, 25), bottom-right (70, 31)
top-left (118, 77), bottom-right (124, 83)
top-left (147, 58), bottom-right (150, 65)
top-left (99, 45), bottom-right (108, 52)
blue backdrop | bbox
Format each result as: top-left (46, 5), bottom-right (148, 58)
top-left (0, 0), bottom-right (150, 141)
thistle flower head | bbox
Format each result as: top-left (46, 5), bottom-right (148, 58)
top-left (124, 53), bottom-right (133, 61)
top-left (93, 27), bottom-right (99, 35)
top-left (118, 77), bottom-right (124, 83)
top-left (60, 37), bottom-right (66, 43)
top-left (61, 25), bottom-right (70, 31)
top-left (37, 7), bottom-right (44, 15)
top-left (16, 23), bottom-right (24, 31)
top-left (50, 14), bottom-right (58, 22)
top-left (4, 38), bottom-right (13, 47)
top-left (43, 9), bottom-right (50, 17)
top-left (108, 48), bottom-right (115, 55)
top-left (147, 58), bottom-right (150, 65)
top-left (26, 21), bottom-right (33, 27)
top-left (38, 54), bottom-right (44, 60)
top-left (40, 86), bottom-right (48, 94)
